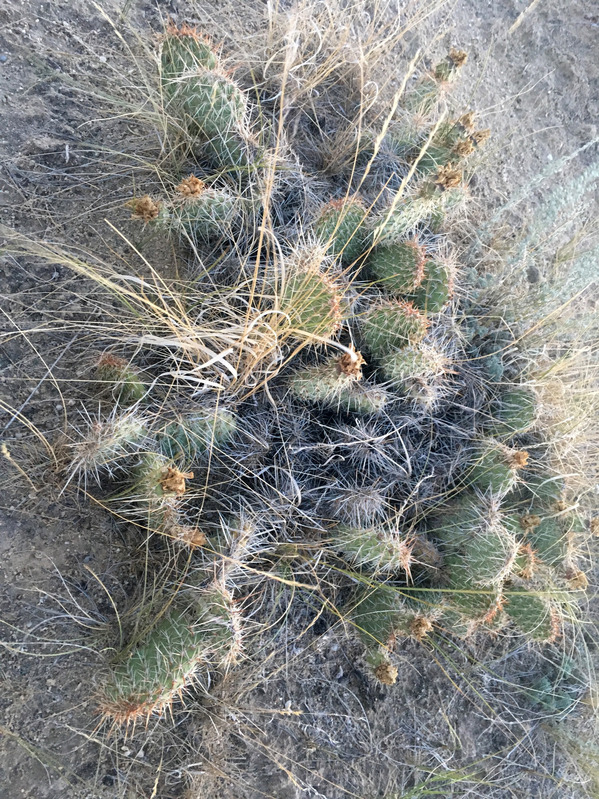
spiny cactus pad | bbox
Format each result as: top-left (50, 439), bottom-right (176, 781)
top-left (368, 240), bottom-right (426, 294)
top-left (464, 440), bottom-right (528, 494)
top-left (379, 344), bottom-right (448, 390)
top-left (407, 259), bottom-right (454, 312)
top-left (333, 524), bottom-right (414, 573)
top-left (438, 498), bottom-right (519, 586)
top-left (314, 197), bottom-right (369, 264)
top-left (96, 355), bottom-right (147, 405)
top-left (280, 269), bottom-right (345, 340)
top-left (288, 356), bottom-right (389, 414)
top-left (159, 407), bottom-right (237, 461)
top-left (171, 186), bottom-right (240, 240)
top-left (98, 587), bottom-right (240, 726)
top-left (361, 301), bottom-right (429, 358)
top-left (504, 589), bottom-right (561, 643)
top-left (161, 25), bottom-right (219, 87)
top-left (491, 388), bottom-right (537, 436)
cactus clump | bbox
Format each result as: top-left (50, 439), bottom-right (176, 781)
top-left (158, 407), bottom-right (237, 462)
top-left (361, 300), bottom-right (429, 359)
top-left (96, 354), bottom-right (147, 405)
top-left (54, 17), bottom-right (593, 736)
top-left (368, 239), bottom-right (427, 294)
top-left (288, 353), bottom-right (389, 414)
top-left (314, 196), bottom-right (369, 264)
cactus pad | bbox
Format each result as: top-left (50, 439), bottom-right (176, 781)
top-left (368, 239), bottom-right (427, 294)
top-left (361, 300), bottom-right (429, 358)
top-left (314, 196), bottom-right (369, 264)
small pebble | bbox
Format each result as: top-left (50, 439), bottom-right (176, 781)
top-left (0, 55), bottom-right (7, 63)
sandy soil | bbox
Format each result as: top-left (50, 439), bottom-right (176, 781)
top-left (0, 1), bottom-right (597, 797)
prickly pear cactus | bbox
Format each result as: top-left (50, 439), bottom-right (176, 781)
top-left (60, 22), bottom-right (590, 714)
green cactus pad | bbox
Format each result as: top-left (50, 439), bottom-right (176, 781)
top-left (181, 69), bottom-right (246, 131)
top-left (464, 440), bottom-right (528, 494)
top-left (161, 26), bottom-right (219, 95)
top-left (170, 67), bottom-right (250, 166)
top-left (505, 589), bottom-right (561, 643)
top-left (130, 452), bottom-right (175, 500)
top-left (413, 143), bottom-right (453, 174)
top-left (373, 181), bottom-right (464, 243)
top-left (333, 524), bottom-right (414, 573)
top-left (171, 188), bottom-right (239, 241)
top-left (98, 588), bottom-right (240, 725)
top-left (527, 513), bottom-right (578, 568)
top-left (402, 49), bottom-right (468, 115)
top-left (379, 344), bottom-right (447, 395)
top-left (159, 408), bottom-right (237, 461)
top-left (288, 357), bottom-right (389, 414)
top-left (490, 388), bottom-right (537, 436)
top-left (69, 412), bottom-right (147, 483)
top-left (406, 259), bottom-right (454, 312)
top-left (438, 499), bottom-right (519, 586)
top-left (314, 197), bottom-right (369, 264)
top-left (368, 240), bottom-right (427, 294)
top-left (351, 584), bottom-right (404, 647)
top-left (443, 553), bottom-right (505, 625)
top-left (96, 355), bottom-right (147, 405)
top-left (280, 270), bottom-right (345, 340)
top-left (98, 611), bottom-right (204, 725)
top-left (361, 301), bottom-right (429, 359)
